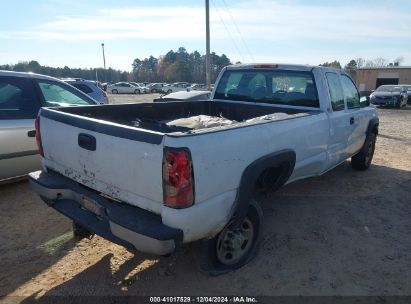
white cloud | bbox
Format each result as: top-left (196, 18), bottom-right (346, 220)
top-left (1, 0), bottom-right (410, 69)
top-left (2, 1), bottom-right (410, 42)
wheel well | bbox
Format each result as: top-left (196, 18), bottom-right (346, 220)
top-left (367, 118), bottom-right (379, 136)
top-left (256, 165), bottom-right (287, 193)
top-left (372, 123), bottom-right (379, 135)
top-left (233, 150), bottom-right (296, 225)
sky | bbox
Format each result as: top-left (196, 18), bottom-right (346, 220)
top-left (1, 0), bottom-right (411, 71)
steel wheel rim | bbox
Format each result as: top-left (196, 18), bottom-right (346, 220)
top-left (216, 217), bottom-right (255, 265)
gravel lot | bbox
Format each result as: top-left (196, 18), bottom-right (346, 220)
top-left (1, 95), bottom-right (410, 299)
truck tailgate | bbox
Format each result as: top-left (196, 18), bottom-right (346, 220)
top-left (39, 109), bottom-right (165, 214)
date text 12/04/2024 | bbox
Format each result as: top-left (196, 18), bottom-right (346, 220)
top-left (149, 296), bottom-right (258, 303)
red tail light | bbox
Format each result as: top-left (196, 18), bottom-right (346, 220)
top-left (163, 148), bottom-right (194, 208)
top-left (254, 64), bottom-right (278, 68)
top-left (34, 116), bottom-right (44, 157)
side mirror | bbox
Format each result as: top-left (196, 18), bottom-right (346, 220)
top-left (360, 96), bottom-right (370, 107)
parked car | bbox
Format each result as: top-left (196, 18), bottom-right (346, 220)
top-left (147, 83), bottom-right (167, 93)
top-left (190, 83), bottom-right (206, 90)
top-left (29, 64), bottom-right (378, 274)
top-left (64, 79), bottom-right (109, 104)
top-left (129, 82), bottom-right (148, 94)
top-left (107, 82), bottom-right (142, 94)
top-left (163, 82), bottom-right (191, 94)
top-left (369, 85), bottom-right (408, 108)
top-left (153, 90), bottom-right (211, 102)
top-left (399, 84), bottom-right (411, 104)
top-left (0, 71), bottom-right (98, 183)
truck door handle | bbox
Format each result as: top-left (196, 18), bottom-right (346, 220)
top-left (27, 130), bottom-right (36, 137)
top-left (350, 117), bottom-right (354, 125)
top-left (78, 133), bottom-right (96, 151)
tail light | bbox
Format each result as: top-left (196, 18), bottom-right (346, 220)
top-left (254, 64), bottom-right (278, 68)
top-left (34, 116), bottom-right (44, 157)
top-left (163, 148), bottom-right (194, 208)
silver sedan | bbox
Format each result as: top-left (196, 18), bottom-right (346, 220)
top-left (0, 70), bottom-right (98, 183)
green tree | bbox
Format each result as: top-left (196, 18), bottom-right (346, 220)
top-left (319, 61), bottom-right (342, 69)
top-left (344, 59), bottom-right (357, 80)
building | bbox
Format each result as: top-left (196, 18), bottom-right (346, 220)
top-left (356, 66), bottom-right (411, 94)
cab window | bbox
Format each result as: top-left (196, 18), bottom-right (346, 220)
top-left (325, 73), bottom-right (345, 111)
top-left (341, 75), bottom-right (360, 109)
top-left (214, 69), bottom-right (319, 107)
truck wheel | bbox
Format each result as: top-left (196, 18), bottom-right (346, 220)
top-left (351, 133), bottom-right (376, 171)
top-left (72, 221), bottom-right (94, 240)
top-left (206, 199), bottom-right (263, 275)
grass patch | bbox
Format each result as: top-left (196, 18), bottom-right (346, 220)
top-left (37, 231), bottom-right (73, 255)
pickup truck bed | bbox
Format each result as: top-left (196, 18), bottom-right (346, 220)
top-left (48, 100), bottom-right (313, 135)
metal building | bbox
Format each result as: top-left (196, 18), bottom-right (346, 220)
top-left (356, 66), bottom-right (411, 94)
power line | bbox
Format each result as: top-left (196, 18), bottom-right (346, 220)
top-left (221, 0), bottom-right (254, 62)
top-left (211, 0), bottom-right (246, 63)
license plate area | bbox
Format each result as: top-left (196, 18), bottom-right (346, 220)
top-left (80, 196), bottom-right (106, 217)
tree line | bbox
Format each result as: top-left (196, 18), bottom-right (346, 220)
top-left (0, 60), bottom-right (129, 83)
top-left (131, 47), bottom-right (231, 83)
top-left (0, 51), bottom-right (404, 84)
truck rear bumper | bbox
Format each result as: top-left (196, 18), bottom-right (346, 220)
top-left (28, 170), bottom-right (183, 255)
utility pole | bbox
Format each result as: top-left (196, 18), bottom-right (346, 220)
top-left (101, 43), bottom-right (106, 82)
top-left (205, 0), bottom-right (211, 90)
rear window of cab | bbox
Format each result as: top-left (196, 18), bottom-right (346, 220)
top-left (214, 69), bottom-right (319, 108)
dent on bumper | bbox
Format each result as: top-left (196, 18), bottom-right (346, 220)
top-left (28, 170), bottom-right (182, 255)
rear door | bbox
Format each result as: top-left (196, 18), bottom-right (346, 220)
top-left (0, 75), bottom-right (41, 180)
top-left (120, 83), bottom-right (133, 94)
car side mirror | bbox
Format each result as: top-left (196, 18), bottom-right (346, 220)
top-left (360, 96), bottom-right (370, 107)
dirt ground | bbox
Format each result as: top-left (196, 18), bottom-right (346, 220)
top-left (1, 95), bottom-right (410, 299)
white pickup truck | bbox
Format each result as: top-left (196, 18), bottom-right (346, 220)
top-left (29, 64), bottom-right (379, 273)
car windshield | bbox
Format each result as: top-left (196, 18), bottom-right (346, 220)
top-left (375, 86), bottom-right (402, 93)
top-left (214, 69), bottom-right (320, 107)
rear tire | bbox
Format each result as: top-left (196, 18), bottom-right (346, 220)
top-left (72, 221), bottom-right (94, 240)
top-left (134, 89), bottom-right (140, 94)
top-left (205, 199), bottom-right (263, 275)
top-left (112, 89), bottom-right (118, 94)
top-left (351, 133), bottom-right (376, 170)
